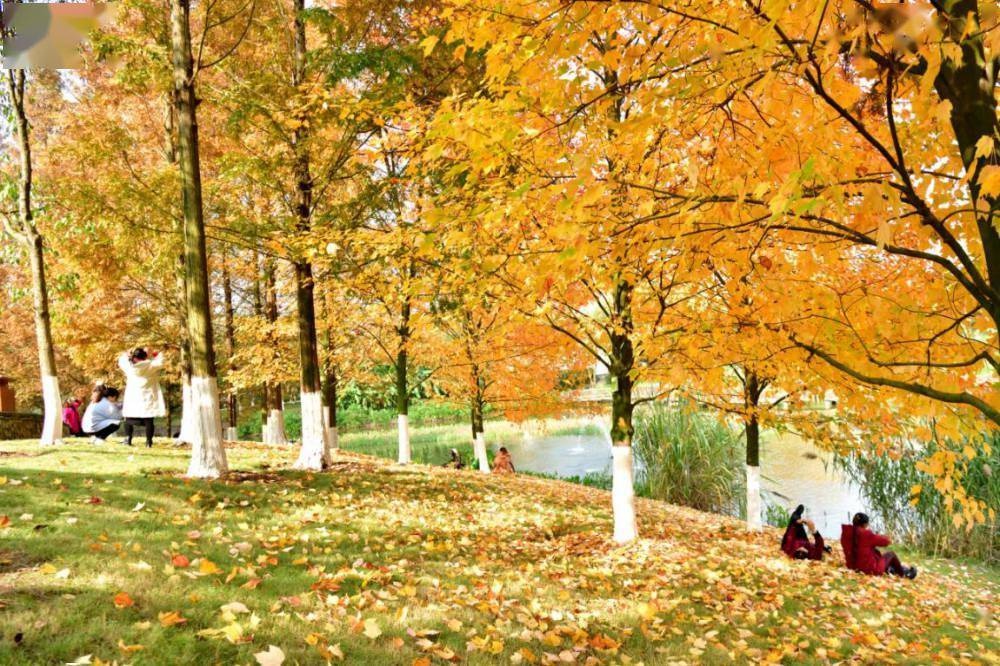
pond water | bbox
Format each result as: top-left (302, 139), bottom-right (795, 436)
top-left (502, 422), bottom-right (865, 536)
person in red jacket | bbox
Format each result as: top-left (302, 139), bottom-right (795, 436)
top-left (841, 512), bottom-right (917, 579)
top-left (780, 504), bottom-right (830, 560)
top-left (62, 398), bottom-right (83, 437)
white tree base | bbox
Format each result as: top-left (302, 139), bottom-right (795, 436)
top-left (474, 432), bottom-right (490, 472)
top-left (397, 414), bottom-right (411, 464)
top-left (40, 374), bottom-right (63, 445)
top-left (327, 426), bottom-right (339, 450)
top-left (263, 408), bottom-right (287, 445)
top-left (294, 391), bottom-right (330, 470)
top-left (225, 426), bottom-right (237, 441)
top-left (177, 379), bottom-right (202, 447)
top-left (746, 464), bottom-right (763, 531)
top-left (185, 376), bottom-right (228, 478)
top-left (612, 445), bottom-right (638, 543)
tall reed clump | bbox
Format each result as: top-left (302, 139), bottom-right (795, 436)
top-left (838, 432), bottom-right (999, 566)
top-left (632, 402), bottom-right (746, 517)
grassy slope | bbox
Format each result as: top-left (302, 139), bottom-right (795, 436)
top-left (0, 439), bottom-right (996, 665)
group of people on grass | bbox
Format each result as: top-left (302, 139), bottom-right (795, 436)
top-left (61, 349), bottom-right (915, 581)
top-left (444, 446), bottom-right (516, 474)
top-left (780, 503), bottom-right (918, 579)
top-left (60, 348), bottom-right (166, 448)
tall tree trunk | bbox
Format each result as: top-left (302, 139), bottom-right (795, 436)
top-left (743, 368), bottom-right (764, 531)
top-left (262, 259), bottom-right (287, 444)
top-left (289, 0), bottom-right (329, 470)
top-left (3, 71), bottom-right (62, 445)
top-left (222, 254), bottom-right (238, 440)
top-left (177, 339), bottom-right (200, 446)
top-left (27, 231), bottom-right (62, 445)
top-left (470, 363), bottom-right (489, 472)
top-left (323, 325), bottom-right (339, 450)
top-left (396, 298), bottom-right (412, 464)
top-left (164, 94), bottom-right (200, 450)
top-left (170, 0), bottom-right (227, 477)
top-left (609, 279), bottom-right (637, 543)
top-left (252, 259), bottom-right (269, 440)
top-left (933, 2), bottom-right (1000, 312)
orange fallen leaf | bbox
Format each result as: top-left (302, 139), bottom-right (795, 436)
top-left (112, 592), bottom-right (134, 609)
top-left (117, 639), bottom-right (144, 654)
top-left (199, 559), bottom-right (222, 575)
top-left (171, 554), bottom-right (190, 568)
top-left (158, 610), bottom-right (187, 627)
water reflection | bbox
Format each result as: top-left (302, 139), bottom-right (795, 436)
top-left (502, 423), bottom-right (865, 535)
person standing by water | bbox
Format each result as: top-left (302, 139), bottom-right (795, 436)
top-left (119, 348), bottom-right (165, 448)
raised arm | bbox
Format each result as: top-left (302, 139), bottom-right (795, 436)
top-left (117, 352), bottom-right (131, 374)
top-left (150, 352), bottom-right (165, 369)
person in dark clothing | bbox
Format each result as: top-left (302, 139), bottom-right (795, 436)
top-left (443, 448), bottom-right (465, 470)
top-left (841, 512), bottom-right (917, 579)
top-left (780, 504), bottom-right (830, 560)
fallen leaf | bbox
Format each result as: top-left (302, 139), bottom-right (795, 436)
top-left (254, 645), bottom-right (285, 666)
top-left (363, 618), bottom-right (382, 639)
top-left (158, 610), bottom-right (187, 627)
top-left (113, 592), bottom-right (134, 609)
top-left (117, 639), bottom-right (144, 654)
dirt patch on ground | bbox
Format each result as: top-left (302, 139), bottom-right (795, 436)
top-left (0, 450), bottom-right (42, 458)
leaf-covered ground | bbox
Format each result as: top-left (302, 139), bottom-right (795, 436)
top-left (0, 439), bottom-right (997, 665)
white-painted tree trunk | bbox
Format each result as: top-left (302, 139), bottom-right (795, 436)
top-left (323, 408), bottom-right (339, 450)
top-left (746, 464), bottom-right (763, 531)
top-left (397, 414), bottom-right (411, 464)
top-left (294, 390), bottom-right (330, 470)
top-left (40, 374), bottom-right (62, 445)
top-left (611, 445), bottom-right (638, 543)
top-left (177, 378), bottom-right (202, 447)
top-left (225, 426), bottom-right (237, 441)
top-left (185, 376), bottom-right (228, 478)
top-left (264, 408), bottom-right (287, 445)
top-left (474, 432), bottom-right (490, 472)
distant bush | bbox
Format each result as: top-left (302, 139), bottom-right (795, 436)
top-left (632, 402), bottom-right (746, 517)
top-left (837, 432), bottom-right (999, 565)
top-left (237, 400), bottom-right (471, 440)
top-left (523, 470), bottom-right (613, 491)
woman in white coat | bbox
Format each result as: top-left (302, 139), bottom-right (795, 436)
top-left (119, 347), bottom-right (166, 447)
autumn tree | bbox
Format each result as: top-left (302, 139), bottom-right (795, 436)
top-left (428, 6), bottom-right (718, 541)
top-left (1, 70), bottom-right (64, 445)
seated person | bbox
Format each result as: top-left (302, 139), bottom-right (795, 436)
top-left (491, 447), bottom-right (515, 474)
top-left (780, 504), bottom-right (830, 561)
top-left (62, 398), bottom-right (83, 436)
top-left (82, 386), bottom-right (123, 443)
top-left (841, 512), bottom-right (917, 579)
top-left (443, 448), bottom-right (465, 469)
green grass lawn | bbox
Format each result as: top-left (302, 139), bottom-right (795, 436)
top-left (0, 437), bottom-right (997, 665)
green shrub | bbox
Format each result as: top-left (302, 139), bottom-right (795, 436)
top-left (632, 402), bottom-right (746, 517)
top-left (237, 400), bottom-right (471, 440)
top-left (765, 502), bottom-right (791, 528)
top-left (837, 432), bottom-right (999, 565)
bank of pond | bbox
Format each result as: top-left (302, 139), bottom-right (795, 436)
top-left (333, 405), bottom-right (999, 568)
